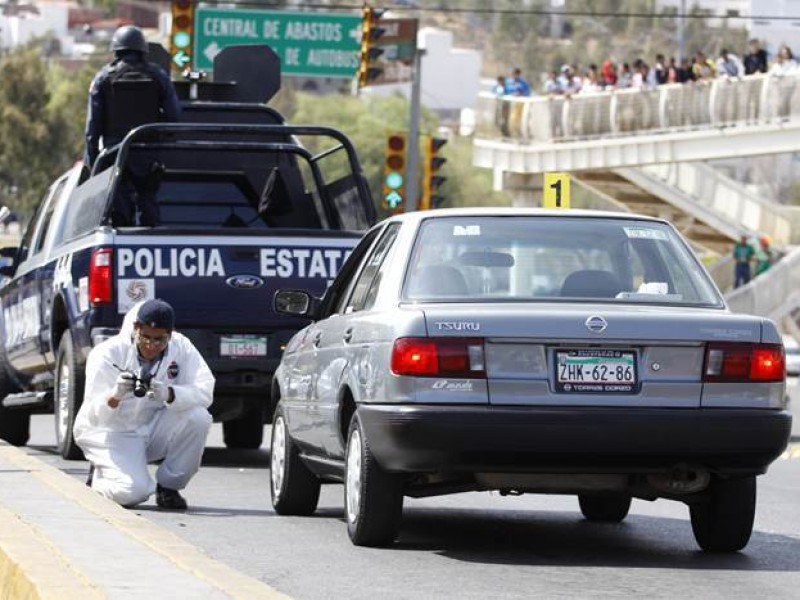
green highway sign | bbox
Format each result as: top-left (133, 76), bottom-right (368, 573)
top-left (194, 7), bottom-right (361, 77)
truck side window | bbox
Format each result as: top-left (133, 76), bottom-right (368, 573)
top-left (17, 190), bottom-right (50, 264)
top-left (31, 179), bottom-right (66, 256)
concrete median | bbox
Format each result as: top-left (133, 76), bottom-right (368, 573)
top-left (0, 442), bottom-right (289, 599)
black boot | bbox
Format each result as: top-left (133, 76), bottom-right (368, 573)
top-left (156, 484), bottom-right (188, 510)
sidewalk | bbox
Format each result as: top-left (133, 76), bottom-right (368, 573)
top-left (0, 442), bottom-right (288, 600)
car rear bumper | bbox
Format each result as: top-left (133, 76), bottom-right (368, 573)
top-left (357, 404), bottom-right (792, 475)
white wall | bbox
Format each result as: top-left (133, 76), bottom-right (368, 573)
top-left (0, 2), bottom-right (72, 53)
top-left (749, 0), bottom-right (800, 55)
top-left (365, 28), bottom-right (482, 112)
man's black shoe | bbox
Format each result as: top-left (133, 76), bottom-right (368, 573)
top-left (156, 484), bottom-right (188, 510)
top-left (86, 464), bottom-right (94, 487)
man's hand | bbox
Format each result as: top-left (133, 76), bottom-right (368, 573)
top-left (109, 372), bottom-right (136, 407)
top-left (149, 380), bottom-right (171, 404)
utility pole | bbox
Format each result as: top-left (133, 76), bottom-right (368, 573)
top-left (677, 0), bottom-right (686, 63)
top-left (404, 47), bottom-right (424, 213)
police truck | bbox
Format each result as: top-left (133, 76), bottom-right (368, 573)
top-left (0, 45), bottom-right (376, 458)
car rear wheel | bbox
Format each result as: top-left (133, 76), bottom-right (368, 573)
top-left (223, 409), bottom-right (264, 449)
top-left (690, 475), bottom-right (756, 553)
top-left (270, 405), bottom-right (320, 515)
top-left (0, 348), bottom-right (27, 447)
top-left (54, 331), bottom-right (85, 460)
top-left (345, 413), bottom-right (404, 547)
top-left (578, 494), bottom-right (632, 522)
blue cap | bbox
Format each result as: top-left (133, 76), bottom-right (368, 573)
top-left (136, 299), bottom-right (174, 332)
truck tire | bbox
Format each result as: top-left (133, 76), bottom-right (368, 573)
top-left (0, 349), bottom-right (28, 447)
top-left (578, 494), bottom-right (632, 523)
top-left (222, 410), bottom-right (264, 449)
top-left (54, 331), bottom-right (85, 460)
top-left (344, 413), bottom-right (404, 547)
top-left (690, 475), bottom-right (756, 553)
top-left (270, 404), bottom-right (320, 515)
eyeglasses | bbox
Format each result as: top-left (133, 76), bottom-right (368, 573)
top-left (137, 331), bottom-right (170, 346)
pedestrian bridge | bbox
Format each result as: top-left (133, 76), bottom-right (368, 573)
top-left (470, 72), bottom-right (800, 324)
top-left (473, 72), bottom-right (800, 172)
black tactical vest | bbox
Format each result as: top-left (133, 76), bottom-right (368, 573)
top-left (101, 60), bottom-right (161, 142)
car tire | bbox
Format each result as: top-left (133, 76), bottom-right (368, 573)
top-left (54, 331), bottom-right (85, 460)
top-left (578, 494), bottom-right (632, 523)
top-left (690, 475), bottom-right (756, 553)
top-left (270, 404), bottom-right (320, 515)
top-left (0, 348), bottom-right (28, 447)
top-left (344, 413), bottom-right (404, 547)
top-left (223, 410), bottom-right (264, 449)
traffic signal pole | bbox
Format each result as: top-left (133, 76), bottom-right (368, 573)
top-left (404, 47), bottom-right (424, 212)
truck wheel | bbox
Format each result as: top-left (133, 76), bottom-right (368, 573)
top-left (222, 410), bottom-right (264, 449)
top-left (270, 404), bottom-right (320, 515)
top-left (54, 331), bottom-right (85, 460)
top-left (578, 494), bottom-right (632, 523)
top-left (0, 349), bottom-right (28, 447)
top-left (690, 475), bottom-right (756, 553)
top-left (344, 413), bottom-right (404, 547)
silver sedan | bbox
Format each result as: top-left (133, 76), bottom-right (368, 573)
top-left (270, 208), bottom-right (791, 552)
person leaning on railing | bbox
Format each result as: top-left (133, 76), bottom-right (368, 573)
top-left (769, 46), bottom-right (798, 120)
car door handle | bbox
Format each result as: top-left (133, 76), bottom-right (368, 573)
top-left (343, 328), bottom-right (353, 343)
top-left (313, 332), bottom-right (322, 346)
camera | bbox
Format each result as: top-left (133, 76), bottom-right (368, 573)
top-left (131, 368), bottom-right (153, 398)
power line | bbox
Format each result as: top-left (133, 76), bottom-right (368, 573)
top-left (201, 1), bottom-right (800, 22)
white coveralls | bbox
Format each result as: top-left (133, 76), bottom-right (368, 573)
top-left (74, 327), bottom-right (215, 507)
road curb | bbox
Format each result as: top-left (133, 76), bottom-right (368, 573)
top-left (0, 502), bottom-right (104, 600)
top-left (0, 443), bottom-right (290, 599)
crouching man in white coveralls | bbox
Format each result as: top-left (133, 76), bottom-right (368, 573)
top-left (74, 298), bottom-right (214, 510)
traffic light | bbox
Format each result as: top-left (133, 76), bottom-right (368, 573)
top-left (421, 136), bottom-right (447, 210)
top-left (170, 0), bottom-right (195, 71)
top-left (358, 5), bottom-right (386, 88)
top-left (383, 132), bottom-right (407, 211)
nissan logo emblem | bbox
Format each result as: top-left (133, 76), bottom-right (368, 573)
top-left (225, 274), bottom-right (265, 290)
top-left (585, 315), bottom-right (607, 334)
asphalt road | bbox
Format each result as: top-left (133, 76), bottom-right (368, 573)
top-left (23, 382), bottom-right (800, 600)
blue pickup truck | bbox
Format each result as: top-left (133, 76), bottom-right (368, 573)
top-left (0, 46), bottom-right (376, 458)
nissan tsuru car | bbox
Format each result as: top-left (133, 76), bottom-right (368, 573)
top-left (269, 208), bottom-right (791, 551)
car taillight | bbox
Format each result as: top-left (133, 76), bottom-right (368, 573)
top-left (391, 337), bottom-right (486, 378)
top-left (703, 342), bottom-right (785, 383)
top-left (89, 247), bottom-right (113, 305)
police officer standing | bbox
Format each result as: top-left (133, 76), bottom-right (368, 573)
top-left (84, 25), bottom-right (180, 226)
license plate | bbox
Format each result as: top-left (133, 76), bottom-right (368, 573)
top-left (555, 349), bottom-right (637, 393)
top-left (220, 336), bottom-right (267, 358)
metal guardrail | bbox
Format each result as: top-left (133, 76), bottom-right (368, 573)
top-left (477, 72), bottom-right (800, 143)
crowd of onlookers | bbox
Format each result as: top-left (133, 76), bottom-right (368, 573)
top-left (494, 39), bottom-right (799, 98)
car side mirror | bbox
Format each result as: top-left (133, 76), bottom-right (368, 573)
top-left (274, 289), bottom-right (317, 318)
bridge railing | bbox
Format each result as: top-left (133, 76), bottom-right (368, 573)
top-left (477, 72), bottom-right (800, 143)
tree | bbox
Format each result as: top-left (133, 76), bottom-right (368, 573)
top-left (0, 43), bottom-right (96, 218)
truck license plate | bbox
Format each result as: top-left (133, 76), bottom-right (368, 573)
top-left (555, 349), bottom-right (637, 393)
top-left (220, 336), bottom-right (267, 358)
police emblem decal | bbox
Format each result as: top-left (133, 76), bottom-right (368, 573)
top-left (167, 361), bottom-right (179, 379)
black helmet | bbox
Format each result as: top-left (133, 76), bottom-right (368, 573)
top-left (110, 25), bottom-right (148, 55)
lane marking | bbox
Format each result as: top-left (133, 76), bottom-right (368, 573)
top-left (780, 443), bottom-right (800, 460)
top-left (0, 444), bottom-right (289, 600)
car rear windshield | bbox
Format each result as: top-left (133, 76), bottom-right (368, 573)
top-left (404, 216), bottom-right (722, 306)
